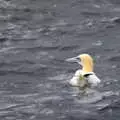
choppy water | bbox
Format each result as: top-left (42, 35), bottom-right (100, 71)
top-left (0, 0), bottom-right (120, 119)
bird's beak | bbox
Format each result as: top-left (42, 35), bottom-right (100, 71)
top-left (65, 56), bottom-right (80, 63)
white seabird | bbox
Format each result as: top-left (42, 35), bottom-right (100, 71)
top-left (66, 54), bottom-right (101, 89)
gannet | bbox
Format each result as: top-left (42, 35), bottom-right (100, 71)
top-left (66, 54), bottom-right (101, 89)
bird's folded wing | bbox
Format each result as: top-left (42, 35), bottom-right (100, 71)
top-left (86, 74), bottom-right (101, 87)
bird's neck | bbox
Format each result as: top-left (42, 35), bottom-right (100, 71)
top-left (82, 64), bottom-right (93, 73)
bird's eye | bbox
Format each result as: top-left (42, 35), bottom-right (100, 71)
top-left (76, 57), bottom-right (80, 61)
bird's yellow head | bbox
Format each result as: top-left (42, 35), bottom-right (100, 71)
top-left (66, 53), bottom-right (94, 73)
top-left (79, 54), bottom-right (93, 73)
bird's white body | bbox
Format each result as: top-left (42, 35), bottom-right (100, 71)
top-left (69, 69), bottom-right (101, 88)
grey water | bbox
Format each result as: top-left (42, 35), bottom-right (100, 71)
top-left (0, 0), bottom-right (120, 119)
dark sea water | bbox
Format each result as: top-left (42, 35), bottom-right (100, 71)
top-left (0, 0), bottom-right (120, 119)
